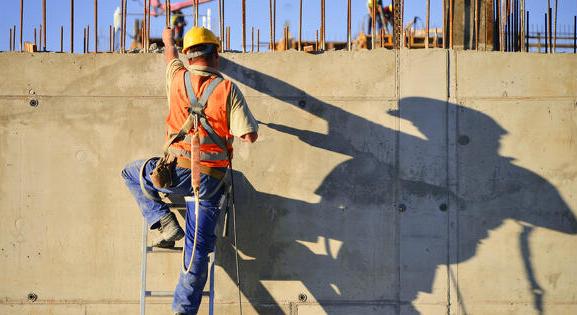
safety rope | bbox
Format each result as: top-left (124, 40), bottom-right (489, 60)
top-left (183, 127), bottom-right (201, 274)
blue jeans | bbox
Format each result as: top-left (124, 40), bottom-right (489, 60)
top-left (121, 159), bottom-right (226, 314)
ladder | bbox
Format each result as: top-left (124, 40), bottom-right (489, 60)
top-left (140, 211), bottom-right (216, 315)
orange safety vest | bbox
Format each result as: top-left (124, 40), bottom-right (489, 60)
top-left (166, 68), bottom-right (233, 168)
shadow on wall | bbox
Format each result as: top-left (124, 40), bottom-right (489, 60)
top-left (216, 58), bottom-right (577, 315)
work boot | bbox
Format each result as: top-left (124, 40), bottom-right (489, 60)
top-left (152, 212), bottom-right (184, 248)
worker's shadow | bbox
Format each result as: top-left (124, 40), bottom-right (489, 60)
top-left (216, 58), bottom-right (577, 315)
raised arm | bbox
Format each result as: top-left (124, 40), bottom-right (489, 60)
top-left (162, 28), bottom-right (178, 64)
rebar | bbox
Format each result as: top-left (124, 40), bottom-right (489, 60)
top-left (9, 28), bottom-right (13, 51)
top-left (372, 0), bottom-right (376, 49)
top-left (474, 0), bottom-right (478, 49)
top-left (110, 25), bottom-right (113, 52)
top-left (39, 24), bottom-right (42, 51)
top-left (60, 26), bottom-right (64, 52)
top-left (273, 0), bottom-right (276, 51)
top-left (548, 7), bottom-right (552, 53)
top-left (147, 0), bottom-right (151, 52)
top-left (195, 0), bottom-right (199, 26)
top-left (553, 0), bottom-right (557, 53)
top-left (94, 0), bottom-right (98, 53)
top-left (218, 0), bottom-right (223, 52)
top-left (34, 27), bottom-right (37, 47)
top-left (143, 0), bottom-right (147, 52)
top-left (20, 0), bottom-right (24, 51)
top-left (449, 0), bottom-right (453, 48)
top-left (242, 0), bottom-right (246, 52)
top-left (526, 11), bottom-right (530, 52)
top-left (42, 0), bottom-right (46, 51)
top-left (425, 0), bottom-right (430, 48)
top-left (269, 0), bottom-right (273, 51)
top-left (484, 0), bottom-right (488, 51)
top-left (347, 0), bottom-right (351, 51)
top-left (299, 0), bottom-right (303, 51)
top-left (574, 16), bottom-right (576, 54)
top-left (251, 26), bottom-right (254, 52)
top-left (165, 0), bottom-right (171, 27)
top-left (87, 24), bottom-right (90, 52)
top-left (257, 28), bottom-right (260, 52)
top-left (71, 0), bottom-right (74, 53)
top-left (316, 29), bottom-right (319, 50)
top-left (83, 27), bottom-right (86, 53)
top-left (123, 0), bottom-right (127, 53)
top-left (226, 26), bottom-right (230, 51)
top-left (13, 25), bottom-right (16, 52)
top-left (321, 0), bottom-right (325, 50)
top-left (544, 13), bottom-right (548, 53)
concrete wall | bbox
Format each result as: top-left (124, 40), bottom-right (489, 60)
top-left (0, 50), bottom-right (576, 315)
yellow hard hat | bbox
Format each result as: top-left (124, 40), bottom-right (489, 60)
top-left (182, 27), bottom-right (220, 54)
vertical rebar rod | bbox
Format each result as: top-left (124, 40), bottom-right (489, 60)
top-left (143, 0), bottom-right (147, 52)
top-left (269, 0), bottom-right (273, 50)
top-left (227, 26), bottom-right (230, 51)
top-left (10, 28), bottom-right (13, 51)
top-left (13, 25), bottom-right (16, 52)
top-left (442, 0), bottom-right (446, 48)
top-left (195, 0), bottom-right (199, 26)
top-left (548, 7), bottom-right (552, 53)
top-left (474, 0), bottom-right (478, 49)
top-left (273, 0), bottom-right (276, 51)
top-left (520, 0), bottom-right (524, 51)
top-left (242, 0), bottom-right (246, 52)
top-left (425, 0), bottom-right (430, 48)
top-left (284, 25), bottom-right (287, 50)
top-left (42, 0), bottom-right (46, 51)
top-left (218, 0), bottom-right (223, 52)
top-left (449, 0), bottom-right (453, 48)
top-left (544, 13), bottom-right (548, 53)
top-left (287, 25), bottom-right (290, 49)
top-left (83, 27), bottom-right (86, 53)
top-left (147, 0), bottom-right (151, 51)
top-left (372, 0), bottom-right (376, 49)
top-left (574, 16), bottom-right (576, 54)
top-left (87, 24), bottom-right (90, 52)
top-left (299, 0), bottom-right (303, 51)
top-left (123, 0), bottom-right (127, 52)
top-left (316, 29), bottom-right (318, 50)
top-left (257, 28), bottom-right (260, 52)
top-left (39, 25), bottom-right (43, 51)
top-left (20, 0), bottom-right (24, 51)
top-left (70, 0), bottom-right (74, 53)
top-left (110, 25), bottom-right (113, 52)
top-left (34, 27), bottom-right (37, 47)
top-left (321, 0), bottom-right (325, 50)
top-left (60, 26), bottom-right (64, 52)
top-left (526, 11), bottom-right (529, 52)
top-left (165, 0), bottom-right (170, 27)
top-left (347, 0), bottom-right (351, 50)
top-left (553, 0), bottom-right (557, 53)
top-left (484, 0), bottom-right (488, 50)
top-left (251, 26), bottom-right (254, 52)
top-left (95, 0), bottom-right (98, 53)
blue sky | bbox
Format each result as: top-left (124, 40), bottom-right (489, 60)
top-left (1, 1), bottom-right (576, 52)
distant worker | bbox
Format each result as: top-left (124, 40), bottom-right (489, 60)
top-left (367, 0), bottom-right (393, 35)
top-left (172, 10), bottom-right (187, 42)
top-left (121, 26), bottom-right (259, 314)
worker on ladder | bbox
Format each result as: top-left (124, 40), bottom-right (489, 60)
top-left (121, 26), bottom-right (259, 314)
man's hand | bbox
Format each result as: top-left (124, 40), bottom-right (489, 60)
top-left (162, 28), bottom-right (175, 47)
top-left (240, 132), bottom-right (258, 143)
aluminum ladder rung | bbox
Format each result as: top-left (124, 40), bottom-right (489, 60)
top-left (140, 219), bottom-right (216, 315)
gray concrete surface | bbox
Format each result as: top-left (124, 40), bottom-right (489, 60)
top-left (0, 50), bottom-right (576, 315)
